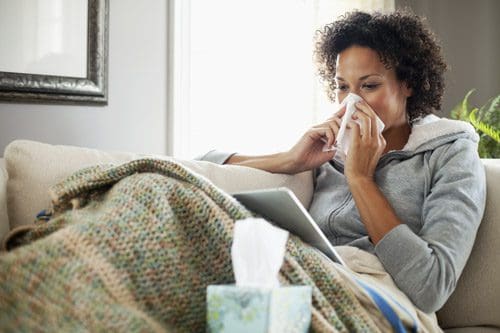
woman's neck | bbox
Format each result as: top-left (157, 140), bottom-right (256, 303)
top-left (383, 123), bottom-right (411, 153)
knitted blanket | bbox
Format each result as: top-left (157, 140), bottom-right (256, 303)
top-left (0, 158), bottom-right (380, 332)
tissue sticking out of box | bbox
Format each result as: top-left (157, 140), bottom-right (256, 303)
top-left (231, 218), bottom-right (289, 288)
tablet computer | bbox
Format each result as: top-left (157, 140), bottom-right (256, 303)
top-left (232, 187), bottom-right (346, 266)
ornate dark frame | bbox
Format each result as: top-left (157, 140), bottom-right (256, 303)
top-left (0, 0), bottom-right (109, 105)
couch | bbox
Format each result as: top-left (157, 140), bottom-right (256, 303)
top-left (0, 139), bottom-right (499, 332)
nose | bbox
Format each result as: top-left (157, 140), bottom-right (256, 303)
top-left (336, 90), bottom-right (365, 104)
top-left (350, 89), bottom-right (363, 98)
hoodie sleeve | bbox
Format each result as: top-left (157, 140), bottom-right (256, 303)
top-left (374, 138), bottom-right (486, 313)
top-left (194, 150), bottom-right (236, 164)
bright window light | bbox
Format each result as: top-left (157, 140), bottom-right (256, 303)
top-left (171, 0), bottom-right (394, 159)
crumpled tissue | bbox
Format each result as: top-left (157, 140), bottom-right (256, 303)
top-left (323, 93), bottom-right (385, 160)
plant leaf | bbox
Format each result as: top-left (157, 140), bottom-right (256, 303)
top-left (462, 89), bottom-right (475, 115)
top-left (451, 89), bottom-right (475, 121)
top-left (478, 95), bottom-right (500, 122)
top-left (469, 108), bottom-right (500, 143)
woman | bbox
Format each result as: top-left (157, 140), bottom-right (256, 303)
top-left (199, 11), bottom-right (486, 313)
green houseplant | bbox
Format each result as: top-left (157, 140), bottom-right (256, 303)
top-left (450, 90), bottom-right (500, 158)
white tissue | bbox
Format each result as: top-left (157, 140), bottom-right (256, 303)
top-left (323, 93), bottom-right (385, 160)
top-left (231, 218), bottom-right (289, 288)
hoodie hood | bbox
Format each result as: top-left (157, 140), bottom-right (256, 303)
top-left (402, 114), bottom-right (479, 153)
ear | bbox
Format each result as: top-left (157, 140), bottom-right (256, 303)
top-left (401, 82), bottom-right (413, 97)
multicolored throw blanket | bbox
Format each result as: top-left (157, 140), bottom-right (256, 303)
top-left (0, 158), bottom-right (381, 332)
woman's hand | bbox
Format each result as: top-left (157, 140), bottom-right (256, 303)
top-left (344, 100), bottom-right (386, 184)
top-left (284, 105), bottom-right (347, 173)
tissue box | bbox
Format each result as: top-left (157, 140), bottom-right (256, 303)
top-left (207, 285), bottom-right (312, 333)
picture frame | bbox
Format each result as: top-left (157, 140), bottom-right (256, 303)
top-left (0, 0), bottom-right (109, 105)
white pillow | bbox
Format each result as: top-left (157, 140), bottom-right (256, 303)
top-left (4, 140), bottom-right (313, 230)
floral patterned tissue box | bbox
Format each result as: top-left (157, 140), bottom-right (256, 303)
top-left (207, 285), bottom-right (312, 333)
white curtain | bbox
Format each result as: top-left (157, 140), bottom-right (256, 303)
top-left (170, 0), bottom-right (394, 159)
top-left (313, 0), bottom-right (394, 28)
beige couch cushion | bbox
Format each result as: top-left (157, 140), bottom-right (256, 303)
top-left (0, 158), bottom-right (9, 242)
top-left (4, 140), bottom-right (313, 230)
top-left (437, 159), bottom-right (500, 330)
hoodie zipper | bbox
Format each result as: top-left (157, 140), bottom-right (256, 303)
top-left (327, 191), bottom-right (352, 238)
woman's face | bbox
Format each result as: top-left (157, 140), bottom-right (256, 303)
top-left (334, 45), bottom-right (412, 132)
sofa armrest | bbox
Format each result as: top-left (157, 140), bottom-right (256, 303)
top-left (437, 159), bottom-right (500, 330)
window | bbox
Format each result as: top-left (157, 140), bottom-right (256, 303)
top-left (170, 0), bottom-right (394, 159)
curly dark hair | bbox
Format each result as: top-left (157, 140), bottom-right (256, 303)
top-left (314, 11), bottom-right (447, 122)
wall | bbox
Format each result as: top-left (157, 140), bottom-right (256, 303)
top-left (2, 1), bottom-right (497, 157)
top-left (396, 0), bottom-right (500, 116)
top-left (0, 0), bottom-right (168, 156)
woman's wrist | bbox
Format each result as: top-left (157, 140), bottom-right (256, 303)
top-left (277, 151), bottom-right (302, 174)
top-left (264, 151), bottom-right (298, 174)
top-left (346, 174), bottom-right (375, 189)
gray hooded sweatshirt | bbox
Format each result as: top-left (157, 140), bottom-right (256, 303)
top-left (199, 115), bottom-right (487, 313)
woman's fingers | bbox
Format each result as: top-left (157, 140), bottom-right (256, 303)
top-left (334, 103), bottom-right (347, 118)
top-left (314, 117), bottom-right (342, 148)
top-left (352, 111), bottom-right (371, 141)
top-left (325, 104), bottom-right (346, 121)
top-left (378, 132), bottom-right (387, 152)
top-left (331, 105), bottom-right (346, 118)
top-left (354, 100), bottom-right (376, 117)
top-left (347, 120), bottom-right (361, 143)
top-left (309, 126), bottom-right (335, 148)
top-left (354, 101), bottom-right (380, 137)
top-left (327, 117), bottom-right (342, 144)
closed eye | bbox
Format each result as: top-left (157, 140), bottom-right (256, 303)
top-left (362, 83), bottom-right (380, 90)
